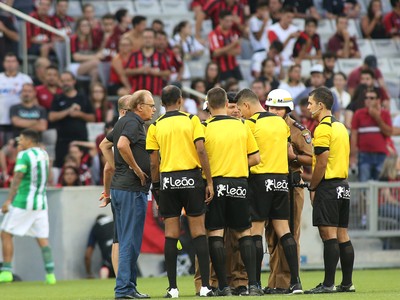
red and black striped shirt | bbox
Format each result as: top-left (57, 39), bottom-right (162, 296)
top-left (70, 33), bottom-right (102, 62)
top-left (292, 32), bottom-right (321, 58)
top-left (208, 26), bottom-right (239, 73)
top-left (203, 0), bottom-right (246, 32)
top-left (26, 11), bottom-right (53, 48)
top-left (125, 50), bottom-right (170, 96)
top-left (52, 14), bottom-right (74, 36)
top-left (102, 26), bottom-right (129, 62)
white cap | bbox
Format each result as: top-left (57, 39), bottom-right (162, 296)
top-left (266, 89), bottom-right (294, 111)
top-left (310, 64), bottom-right (324, 74)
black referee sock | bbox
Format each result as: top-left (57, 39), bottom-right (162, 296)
top-left (323, 238), bottom-right (340, 287)
top-left (165, 237), bottom-right (178, 289)
top-left (339, 240), bottom-right (354, 286)
top-left (280, 233), bottom-right (300, 284)
top-left (208, 236), bottom-right (228, 289)
top-left (238, 236), bottom-right (257, 286)
top-left (193, 235), bottom-right (210, 288)
top-left (252, 235), bottom-right (263, 285)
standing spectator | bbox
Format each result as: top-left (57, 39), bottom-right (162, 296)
top-left (10, 83), bottom-right (47, 138)
top-left (89, 82), bottom-right (114, 123)
top-left (26, 0), bottom-right (54, 58)
top-left (0, 129), bottom-right (56, 285)
top-left (35, 65), bottom-right (62, 112)
top-left (361, 0), bottom-right (389, 39)
top-left (204, 62), bottom-right (220, 92)
top-left (32, 57), bottom-right (51, 86)
top-left (122, 15), bottom-right (147, 53)
top-left (0, 13), bottom-right (19, 72)
top-left (52, 0), bottom-right (74, 38)
top-left (208, 10), bottom-right (242, 81)
top-left (258, 58), bottom-right (280, 90)
top-left (292, 17), bottom-right (321, 61)
top-left (170, 21), bottom-right (205, 60)
top-left (327, 15), bottom-right (361, 59)
top-left (109, 37), bottom-right (132, 97)
top-left (268, 0), bottom-right (283, 23)
top-left (267, 6), bottom-right (300, 67)
top-left (48, 71), bottom-right (95, 168)
top-left (151, 19), bottom-right (164, 33)
top-left (0, 53), bottom-right (33, 147)
top-left (322, 52), bottom-right (337, 88)
top-left (331, 72), bottom-right (351, 123)
top-left (383, 0), bottom-right (400, 38)
top-left (278, 64), bottom-right (305, 100)
top-left (284, 0), bottom-right (320, 19)
top-left (350, 88), bottom-right (392, 182)
top-left (323, 0), bottom-right (360, 19)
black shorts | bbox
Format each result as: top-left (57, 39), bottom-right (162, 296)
top-left (159, 168), bottom-right (206, 218)
top-left (205, 177), bottom-right (251, 231)
top-left (313, 179), bottom-right (350, 228)
top-left (111, 202), bottom-right (118, 243)
top-left (248, 173), bottom-right (289, 221)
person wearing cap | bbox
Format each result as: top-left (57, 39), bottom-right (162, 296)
top-left (235, 88), bottom-right (304, 294)
top-left (264, 89), bottom-right (313, 294)
top-left (327, 15), bottom-right (360, 59)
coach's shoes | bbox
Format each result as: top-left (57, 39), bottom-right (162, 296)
top-left (199, 286), bottom-right (214, 297)
top-left (232, 286), bottom-right (248, 296)
top-left (248, 285), bottom-right (264, 296)
top-left (45, 273), bottom-right (57, 285)
top-left (215, 286), bottom-right (232, 296)
top-left (305, 283), bottom-right (336, 294)
top-left (0, 271), bottom-right (13, 283)
top-left (286, 282), bottom-right (304, 294)
top-left (263, 287), bottom-right (286, 294)
top-left (164, 288), bottom-right (179, 298)
top-left (336, 283), bottom-right (356, 292)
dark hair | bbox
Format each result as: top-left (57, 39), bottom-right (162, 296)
top-left (261, 57), bottom-right (276, 69)
top-left (288, 64), bottom-right (301, 83)
top-left (227, 92), bottom-right (237, 103)
top-left (334, 71), bottom-right (347, 81)
top-left (252, 79), bottom-right (266, 88)
top-left (152, 19), bottom-right (164, 26)
top-left (305, 16), bottom-right (318, 27)
top-left (204, 62), bottom-right (220, 89)
top-left (20, 129), bottom-right (40, 144)
top-left (207, 87), bottom-right (227, 110)
top-left (361, 68), bottom-right (375, 79)
top-left (309, 86), bottom-right (334, 110)
top-left (269, 40), bottom-right (283, 53)
top-left (143, 27), bottom-right (156, 36)
top-left (390, 0), bottom-right (399, 8)
top-left (46, 65), bottom-right (59, 73)
top-left (61, 166), bottom-right (81, 186)
top-left (365, 87), bottom-right (380, 99)
top-left (132, 15), bottom-right (146, 27)
top-left (173, 20), bottom-right (188, 36)
top-left (335, 14), bottom-right (348, 24)
top-left (322, 51), bottom-right (337, 60)
top-left (102, 13), bottom-right (114, 21)
top-left (234, 88), bottom-right (259, 105)
top-left (161, 85), bottom-right (182, 106)
top-left (298, 97), bottom-right (309, 107)
top-left (115, 9), bottom-right (128, 23)
top-left (89, 82), bottom-right (108, 122)
top-left (224, 77), bottom-right (239, 92)
top-left (281, 5), bottom-right (295, 14)
top-left (156, 30), bottom-right (168, 38)
top-left (219, 10), bottom-right (232, 20)
top-left (61, 70), bottom-right (76, 80)
top-left (256, 0), bottom-right (269, 9)
top-left (4, 52), bottom-right (18, 60)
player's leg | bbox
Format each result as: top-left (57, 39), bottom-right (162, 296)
top-left (0, 231), bottom-right (14, 282)
top-left (164, 217), bottom-right (181, 292)
top-left (317, 226), bottom-right (339, 288)
top-left (250, 221), bottom-right (265, 288)
top-left (207, 229), bottom-right (229, 294)
top-left (36, 237), bottom-right (56, 284)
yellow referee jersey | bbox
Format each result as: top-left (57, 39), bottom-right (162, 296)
top-left (312, 116), bottom-right (349, 179)
top-left (146, 111), bottom-right (204, 172)
top-left (203, 115), bottom-right (259, 178)
top-left (246, 112), bottom-right (290, 174)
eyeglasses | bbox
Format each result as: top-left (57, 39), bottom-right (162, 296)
top-left (141, 103), bottom-right (156, 109)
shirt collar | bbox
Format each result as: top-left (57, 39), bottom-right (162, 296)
top-left (126, 111), bottom-right (144, 124)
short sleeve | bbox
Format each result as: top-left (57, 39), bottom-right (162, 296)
top-left (14, 151), bottom-right (29, 174)
top-left (50, 95), bottom-right (61, 112)
top-left (39, 106), bottom-right (47, 119)
top-left (313, 124), bottom-right (331, 155)
top-left (246, 124), bottom-right (259, 155)
top-left (146, 123), bottom-right (159, 151)
top-left (9, 105), bottom-right (18, 118)
top-left (121, 120), bottom-right (140, 145)
top-left (106, 129), bottom-right (114, 142)
top-left (245, 119), bottom-right (256, 134)
top-left (382, 110), bottom-right (392, 127)
top-left (191, 115), bottom-right (205, 143)
top-left (351, 111), bottom-right (360, 130)
top-left (249, 17), bottom-right (261, 33)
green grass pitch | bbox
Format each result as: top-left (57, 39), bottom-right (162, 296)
top-left (1, 269), bottom-right (400, 299)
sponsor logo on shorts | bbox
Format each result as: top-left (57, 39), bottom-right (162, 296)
top-left (216, 184), bottom-right (247, 198)
top-left (265, 179), bottom-right (288, 192)
top-left (162, 176), bottom-right (195, 189)
top-left (336, 186), bottom-right (350, 199)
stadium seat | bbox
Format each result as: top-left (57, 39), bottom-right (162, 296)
top-left (108, 1), bottom-right (135, 15)
top-left (98, 62), bottom-right (111, 87)
top-left (300, 60), bottom-right (312, 78)
top-left (87, 122), bottom-right (105, 142)
top-left (356, 39), bottom-right (374, 58)
top-left (160, 0), bottom-right (189, 14)
top-left (390, 98), bottom-right (400, 117)
top-left (292, 18), bottom-right (305, 31)
top-left (381, 0), bottom-right (393, 14)
top-left (359, 0), bottom-right (368, 16)
top-left (337, 58), bottom-right (363, 75)
top-left (371, 39), bottom-right (400, 58)
top-left (134, 0), bottom-right (162, 16)
top-left (187, 59), bottom-right (209, 78)
top-left (53, 41), bottom-right (67, 72)
top-left (329, 19), bottom-right (360, 38)
top-left (201, 19), bottom-right (213, 40)
top-left (316, 19), bottom-right (333, 36)
top-left (377, 58), bottom-right (393, 77)
top-left (384, 75), bottom-right (400, 99)
top-left (67, 0), bottom-right (83, 17)
top-left (82, 1), bottom-right (110, 17)
top-left (388, 58), bottom-right (400, 76)
top-left (238, 59), bottom-right (252, 83)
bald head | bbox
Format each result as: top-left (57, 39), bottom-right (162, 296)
top-left (161, 85), bottom-right (182, 107)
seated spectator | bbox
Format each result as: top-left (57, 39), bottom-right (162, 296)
top-left (99, 14), bottom-right (115, 50)
top-left (345, 84), bottom-right (368, 129)
top-left (35, 65), bottom-right (62, 112)
top-left (170, 21), bottom-right (205, 60)
top-left (10, 83), bottom-right (47, 138)
top-left (204, 61), bottom-right (220, 91)
top-left (67, 143), bottom-right (93, 185)
top-left (26, 0), bottom-right (54, 58)
top-left (298, 96), bottom-right (318, 135)
top-left (292, 17), bottom-right (321, 62)
top-left (122, 15), bottom-right (147, 52)
top-left (383, 0), bottom-right (400, 38)
top-left (155, 31), bottom-right (183, 82)
top-left (284, 0), bottom-right (320, 19)
top-left (151, 19), bottom-right (164, 33)
top-left (258, 58), bottom-right (280, 90)
top-left (58, 165), bottom-right (81, 187)
top-left (0, 138), bottom-right (17, 187)
top-left (89, 83), bottom-right (114, 123)
top-left (82, 3), bottom-right (102, 42)
top-left (108, 37), bottom-right (132, 97)
top-left (361, 0), bottom-right (389, 39)
top-left (224, 77), bottom-right (240, 93)
top-left (323, 0), bottom-right (360, 19)
top-left (268, 0), bottom-right (283, 23)
top-left (278, 64), bottom-right (305, 100)
top-left (32, 57), bottom-right (51, 86)
top-left (190, 78), bottom-right (208, 120)
top-left (327, 15), bottom-right (360, 58)
top-left (52, 0), bottom-right (74, 38)
top-left (69, 18), bottom-right (103, 83)
top-left (266, 40), bottom-right (284, 79)
top-left (330, 72), bottom-right (351, 123)
top-left (322, 51), bottom-right (337, 88)
top-left (251, 79), bottom-right (270, 108)
top-left (0, 13), bottom-right (19, 72)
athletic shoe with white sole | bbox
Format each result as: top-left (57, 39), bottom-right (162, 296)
top-left (305, 283), bottom-right (336, 294)
top-left (199, 286), bottom-right (214, 297)
top-left (164, 288), bottom-right (179, 298)
top-left (286, 282), bottom-right (304, 294)
top-left (336, 283), bottom-right (356, 292)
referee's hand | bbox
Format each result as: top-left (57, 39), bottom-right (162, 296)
top-left (205, 183), bottom-right (214, 204)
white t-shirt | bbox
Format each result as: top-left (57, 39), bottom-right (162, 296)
top-left (268, 23), bottom-right (299, 67)
top-left (393, 115), bottom-right (400, 128)
top-left (278, 82), bottom-right (306, 100)
top-left (249, 16), bottom-right (272, 52)
top-left (170, 34), bottom-right (205, 56)
top-left (183, 98), bottom-right (198, 115)
top-left (0, 72), bottom-right (33, 125)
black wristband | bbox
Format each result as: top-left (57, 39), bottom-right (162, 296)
top-left (308, 186), bottom-right (316, 192)
top-left (152, 181), bottom-right (160, 189)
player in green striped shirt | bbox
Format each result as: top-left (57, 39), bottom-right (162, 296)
top-left (0, 129), bottom-right (56, 284)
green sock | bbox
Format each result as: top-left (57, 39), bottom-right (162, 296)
top-left (41, 246), bottom-right (55, 274)
top-left (1, 262), bottom-right (12, 272)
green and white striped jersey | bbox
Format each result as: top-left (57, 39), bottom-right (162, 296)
top-left (12, 147), bottom-right (49, 210)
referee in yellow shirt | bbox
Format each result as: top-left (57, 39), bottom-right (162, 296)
top-left (305, 87), bottom-right (355, 294)
top-left (146, 85), bottom-right (214, 298)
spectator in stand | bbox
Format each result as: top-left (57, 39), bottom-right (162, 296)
top-left (284, 0), bottom-right (320, 19)
top-left (292, 17), bottom-right (321, 62)
top-left (66, 143), bottom-right (93, 185)
top-left (258, 58), bottom-right (280, 90)
top-left (383, 0), bottom-right (400, 38)
top-left (350, 88), bottom-right (392, 182)
top-left (109, 37), bottom-right (132, 97)
top-left (266, 40), bottom-right (284, 79)
top-left (267, 5), bottom-right (300, 67)
top-left (0, 53), bottom-right (33, 147)
top-left (208, 10), bottom-right (242, 81)
top-left (52, 0), bottom-right (74, 38)
top-left (99, 14), bottom-right (116, 51)
top-left (35, 65), bottom-right (62, 112)
top-left (361, 0), bottom-right (389, 39)
top-left (82, 3), bottom-right (102, 41)
top-left (190, 78), bottom-right (208, 120)
top-left (224, 77), bottom-right (240, 93)
top-left (278, 64), bottom-right (305, 100)
top-left (151, 19), bottom-right (164, 33)
top-left (58, 165), bottom-right (81, 187)
top-left (0, 13), bottom-right (19, 72)
top-left (331, 72), bottom-right (351, 123)
top-left (344, 84), bottom-right (368, 130)
top-left (251, 79), bottom-right (269, 108)
top-left (26, 0), bottom-right (54, 58)
top-left (327, 15), bottom-right (360, 58)
top-left (204, 61), bottom-right (221, 91)
top-left (89, 83), bottom-right (114, 123)
top-left (191, 0), bottom-right (208, 21)
top-left (48, 71), bottom-right (95, 169)
top-left (0, 138), bottom-right (17, 188)
top-left (323, 0), bottom-right (360, 19)
top-left (69, 18), bottom-right (103, 84)
top-left (322, 52), bottom-right (337, 88)
top-left (10, 83), bottom-right (47, 138)
top-left (170, 21), bottom-right (205, 60)
top-left (268, 0), bottom-right (283, 23)
top-left (298, 96), bottom-right (318, 136)
top-left (32, 57), bottom-right (51, 86)
top-left (122, 15), bottom-right (147, 52)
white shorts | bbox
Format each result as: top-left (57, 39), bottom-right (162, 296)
top-left (1, 206), bottom-right (49, 238)
top-left (68, 62), bottom-right (80, 77)
top-left (251, 50), bottom-right (267, 74)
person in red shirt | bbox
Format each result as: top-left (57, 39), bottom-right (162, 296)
top-left (292, 17), bottom-right (321, 62)
top-left (350, 88), bottom-right (392, 182)
top-left (155, 31), bottom-right (183, 82)
top-left (82, 3), bottom-right (103, 43)
top-left (35, 65), bottom-right (62, 111)
top-left (327, 15), bottom-right (360, 59)
top-left (52, 0), bottom-right (74, 39)
top-left (208, 10), bottom-right (242, 81)
top-left (109, 37), bottom-right (133, 96)
top-left (89, 82), bottom-right (114, 123)
top-left (383, 0), bottom-right (400, 38)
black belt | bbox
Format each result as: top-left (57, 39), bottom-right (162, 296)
top-left (253, 48), bottom-right (266, 53)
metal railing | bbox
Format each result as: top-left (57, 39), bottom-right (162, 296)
top-left (0, 2), bottom-right (70, 74)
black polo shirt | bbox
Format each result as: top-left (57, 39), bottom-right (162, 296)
top-left (106, 111), bottom-right (151, 192)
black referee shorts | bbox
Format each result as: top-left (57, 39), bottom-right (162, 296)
top-left (248, 173), bottom-right (290, 221)
top-left (313, 179), bottom-right (350, 228)
top-left (159, 168), bottom-right (206, 218)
